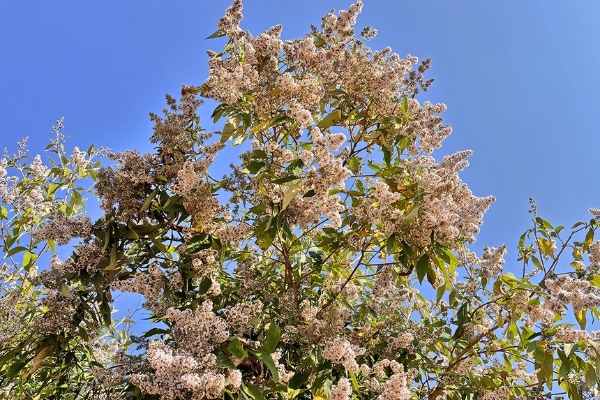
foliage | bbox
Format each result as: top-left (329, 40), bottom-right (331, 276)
top-left (2, 2), bottom-right (600, 399)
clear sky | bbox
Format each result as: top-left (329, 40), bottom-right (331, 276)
top-left (2, 0), bottom-right (600, 266)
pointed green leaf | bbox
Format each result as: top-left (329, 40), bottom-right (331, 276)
top-left (60, 282), bottom-right (74, 299)
top-left (348, 156), bottom-right (360, 174)
top-left (251, 350), bottom-right (279, 382)
top-left (242, 382), bottom-right (266, 400)
top-left (228, 338), bottom-right (248, 360)
top-left (317, 110), bottom-right (342, 129)
top-left (255, 217), bottom-right (277, 250)
top-left (416, 254), bottom-right (430, 283)
top-left (206, 29), bottom-right (227, 39)
top-left (262, 322), bottom-right (281, 354)
top-left (282, 186), bottom-right (302, 211)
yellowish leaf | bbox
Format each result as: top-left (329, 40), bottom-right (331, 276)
top-left (282, 186), bottom-right (302, 211)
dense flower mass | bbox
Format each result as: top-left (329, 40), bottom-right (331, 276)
top-left (2, 2), bottom-right (600, 400)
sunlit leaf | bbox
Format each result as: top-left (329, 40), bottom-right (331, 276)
top-left (317, 110), bottom-right (342, 129)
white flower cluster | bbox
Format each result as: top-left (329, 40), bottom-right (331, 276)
top-left (217, 0), bottom-right (244, 39)
top-left (389, 332), bottom-right (414, 352)
top-left (511, 362), bottom-right (538, 385)
top-left (322, 337), bottom-right (361, 374)
top-left (545, 275), bottom-right (600, 313)
top-left (554, 325), bottom-right (590, 343)
top-left (96, 150), bottom-right (158, 217)
top-left (204, 0), bottom-right (434, 148)
top-left (588, 240), bottom-right (600, 272)
top-left (0, 158), bottom-right (18, 205)
top-left (0, 156), bottom-right (50, 217)
top-left (403, 99), bottom-right (453, 155)
top-left (167, 300), bottom-right (229, 356)
top-left (224, 299), bottom-right (262, 335)
top-left (402, 151), bottom-right (495, 247)
top-left (479, 245), bottom-right (507, 278)
top-left (31, 210), bottom-right (92, 245)
top-left (131, 301), bottom-right (235, 399)
top-left (214, 222), bottom-right (252, 244)
top-left (294, 300), bottom-right (351, 343)
top-left (353, 180), bottom-right (404, 228)
top-left (286, 127), bottom-right (351, 229)
top-left (191, 249), bottom-right (219, 279)
top-left (33, 289), bottom-right (77, 335)
top-left (362, 359), bottom-right (414, 400)
top-left (454, 358), bottom-right (476, 377)
top-left (170, 144), bottom-right (225, 231)
top-left (330, 377), bottom-right (352, 400)
top-left (70, 146), bottom-right (89, 169)
top-left (30, 154), bottom-right (47, 177)
top-left (479, 386), bottom-right (510, 400)
top-left (271, 349), bottom-right (295, 383)
top-left (130, 340), bottom-right (230, 400)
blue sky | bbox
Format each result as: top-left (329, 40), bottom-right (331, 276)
top-left (2, 0), bottom-right (600, 265)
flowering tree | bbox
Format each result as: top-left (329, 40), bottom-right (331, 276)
top-left (2, 1), bottom-right (600, 399)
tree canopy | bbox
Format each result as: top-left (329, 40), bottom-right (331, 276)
top-left (1, 2), bottom-right (600, 400)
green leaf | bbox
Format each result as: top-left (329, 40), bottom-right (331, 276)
top-left (537, 351), bottom-right (553, 389)
top-left (60, 282), bottom-right (74, 299)
top-left (564, 343), bottom-right (578, 358)
top-left (255, 217), bottom-right (277, 250)
top-left (565, 381), bottom-right (583, 400)
top-left (535, 217), bottom-right (553, 229)
top-left (585, 364), bottom-right (596, 390)
top-left (386, 233), bottom-right (396, 254)
top-left (317, 110), bottom-right (342, 129)
top-left (242, 382), bottom-right (266, 400)
top-left (585, 228), bottom-right (594, 250)
top-left (198, 277), bottom-right (213, 295)
top-left (349, 371), bottom-right (360, 394)
top-left (262, 322), bottom-right (281, 354)
top-left (530, 255), bottom-right (543, 270)
top-left (250, 118), bottom-right (277, 134)
top-left (23, 341), bottom-right (53, 381)
top-left (47, 239), bottom-right (56, 254)
top-left (416, 254), bottom-right (430, 283)
top-left (282, 186), bottom-right (302, 211)
top-left (249, 150), bottom-right (268, 160)
top-left (228, 338), bottom-right (248, 360)
top-left (403, 203), bottom-right (421, 225)
top-left (150, 233), bottom-right (170, 257)
top-left (216, 354), bottom-right (236, 370)
top-left (313, 34), bottom-right (326, 48)
top-left (245, 161), bottom-right (265, 174)
top-left (348, 156), bottom-right (360, 174)
top-left (382, 146), bottom-right (391, 165)
top-left (7, 246), bottom-right (28, 257)
top-left (558, 349), bottom-right (573, 378)
top-left (312, 361), bottom-right (332, 392)
top-left (251, 350), bottom-right (279, 382)
top-left (272, 175), bottom-right (300, 185)
top-left (575, 308), bottom-right (587, 330)
top-left (288, 370), bottom-right (310, 390)
top-left (140, 188), bottom-right (158, 212)
top-left (401, 95), bottom-right (409, 119)
top-left (69, 189), bottom-right (84, 212)
top-left (142, 327), bottom-right (169, 338)
top-left (22, 250), bottom-right (37, 270)
top-left (206, 29), bottom-right (227, 39)
top-left (100, 299), bottom-right (112, 328)
top-left (436, 285), bottom-right (446, 303)
top-left (223, 119), bottom-right (239, 136)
